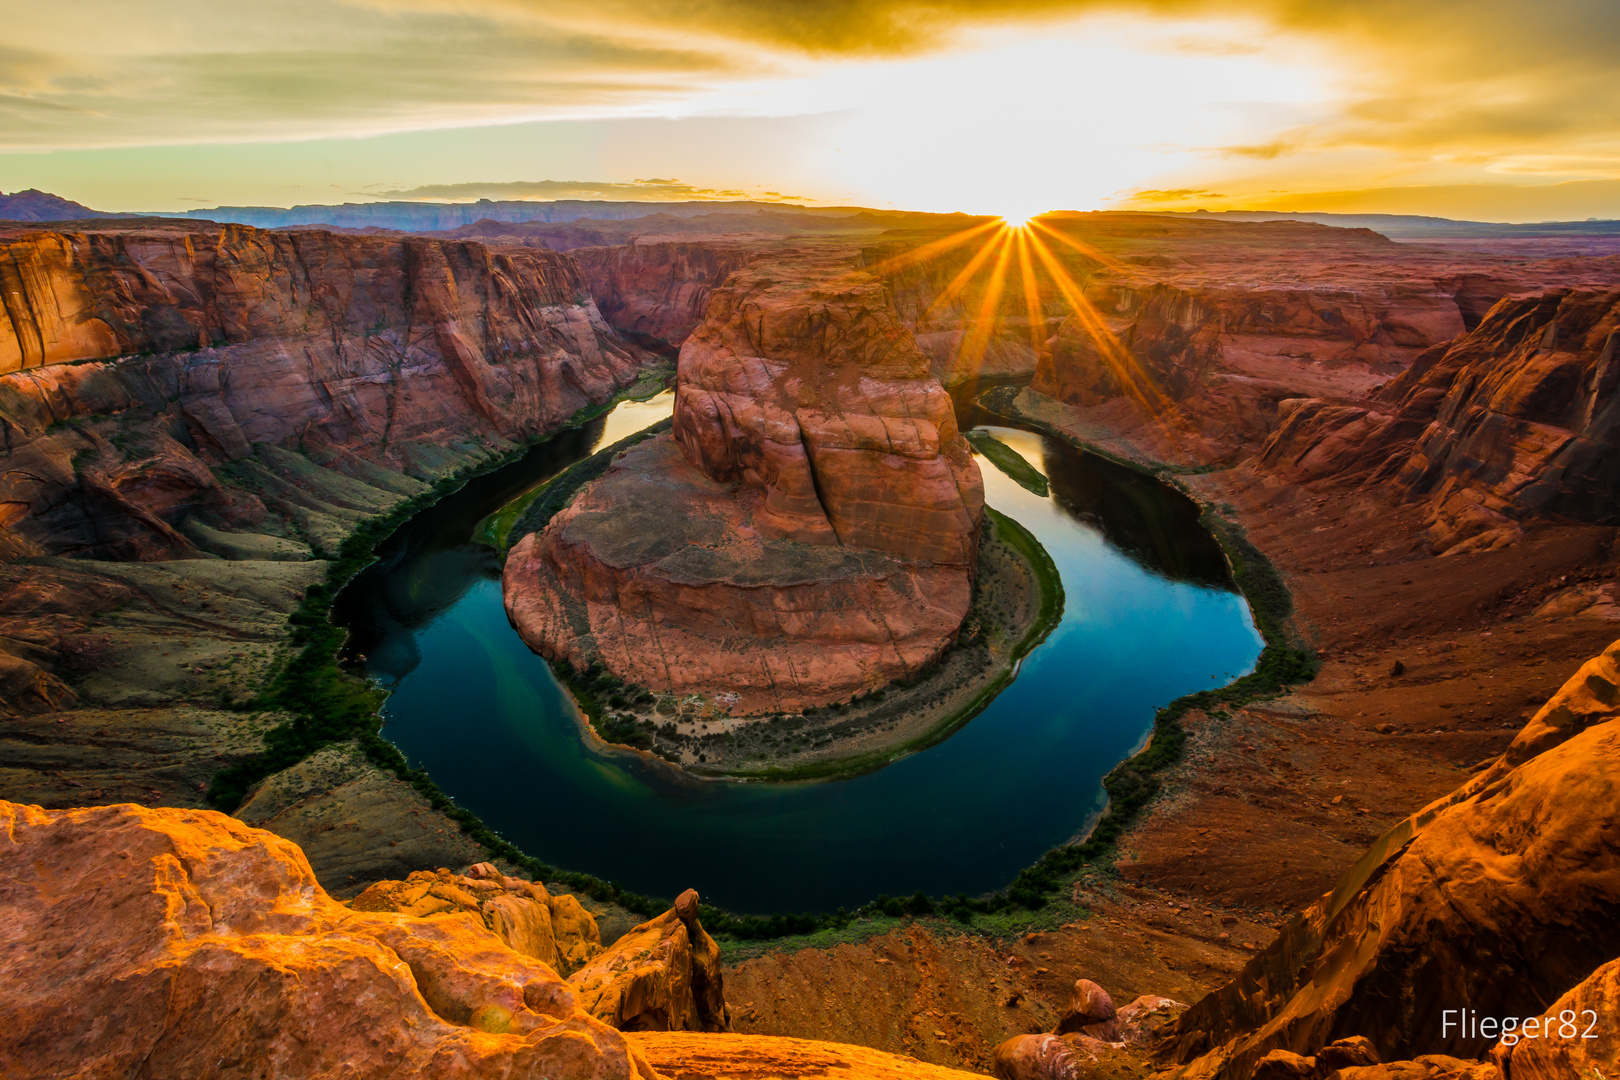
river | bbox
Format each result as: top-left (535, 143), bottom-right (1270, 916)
top-left (333, 390), bottom-right (1262, 914)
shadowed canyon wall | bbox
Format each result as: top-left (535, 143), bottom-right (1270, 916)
top-left (0, 222), bottom-right (647, 560)
top-left (1257, 288), bottom-right (1620, 552)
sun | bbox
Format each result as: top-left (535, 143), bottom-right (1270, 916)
top-left (997, 207), bottom-right (1044, 230)
top-left (864, 207), bottom-right (1177, 425)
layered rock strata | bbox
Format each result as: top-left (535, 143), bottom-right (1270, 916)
top-left (0, 221), bottom-right (652, 892)
top-left (0, 221), bottom-right (647, 560)
top-left (1256, 288), bottom-right (1620, 552)
top-left (506, 263), bottom-right (984, 714)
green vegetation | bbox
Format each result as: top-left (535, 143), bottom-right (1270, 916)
top-left (469, 375), bottom-right (672, 554)
top-left (699, 496), bottom-right (1314, 944)
top-left (965, 429), bottom-right (1049, 496)
top-left (471, 481), bottom-right (551, 553)
top-left (507, 418), bottom-right (673, 542)
top-left (709, 509), bottom-right (1064, 781)
top-left (570, 505), bottom-right (1065, 784)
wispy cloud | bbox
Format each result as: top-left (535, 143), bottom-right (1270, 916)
top-left (5, 0), bottom-right (1620, 217)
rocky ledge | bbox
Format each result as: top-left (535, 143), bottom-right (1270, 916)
top-left (0, 796), bottom-right (981, 1079)
top-left (504, 259), bottom-right (985, 715)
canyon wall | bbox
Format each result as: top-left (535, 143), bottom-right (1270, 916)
top-left (1257, 287), bottom-right (1620, 552)
top-left (1029, 279), bottom-right (1470, 454)
top-left (505, 259), bottom-right (985, 714)
top-left (0, 222), bottom-right (653, 894)
top-left (571, 241), bottom-right (756, 348)
top-left (0, 222), bottom-right (648, 560)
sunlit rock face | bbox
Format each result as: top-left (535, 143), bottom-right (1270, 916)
top-left (505, 263), bottom-right (985, 715)
top-left (0, 799), bottom-right (659, 1079)
top-left (1159, 636), bottom-right (1620, 1080)
top-left (671, 268), bottom-right (983, 565)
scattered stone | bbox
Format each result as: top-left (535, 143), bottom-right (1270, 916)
top-left (1115, 995), bottom-right (1187, 1047)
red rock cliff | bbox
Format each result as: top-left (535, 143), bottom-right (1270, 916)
top-left (504, 261), bottom-right (984, 714)
top-left (571, 241), bottom-right (756, 348)
top-left (0, 222), bottom-right (648, 558)
top-left (1160, 637), bottom-right (1620, 1079)
top-left (1256, 287), bottom-right (1620, 552)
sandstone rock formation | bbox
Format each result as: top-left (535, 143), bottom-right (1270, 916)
top-left (0, 799), bottom-right (658, 1079)
top-left (1493, 957), bottom-right (1619, 1080)
top-left (1053, 978), bottom-right (1122, 1041)
top-left (0, 219), bottom-right (654, 823)
top-left (571, 241), bottom-right (755, 347)
top-left (626, 1031), bottom-right (988, 1079)
top-left (0, 221), bottom-right (648, 560)
top-left (1159, 636), bottom-right (1620, 1078)
top-left (569, 888), bottom-right (731, 1032)
top-left (505, 261), bottom-right (985, 713)
top-left (1257, 288), bottom-right (1620, 553)
top-left (352, 869), bottom-right (729, 1033)
top-left (350, 863), bottom-right (604, 976)
top-left (992, 979), bottom-right (1184, 1080)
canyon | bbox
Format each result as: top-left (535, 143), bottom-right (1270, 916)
top-left (3, 201), bottom-right (1620, 1078)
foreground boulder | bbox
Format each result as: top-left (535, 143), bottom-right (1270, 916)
top-left (350, 862), bottom-right (603, 975)
top-left (994, 979), bottom-right (1184, 1080)
top-left (0, 800), bottom-right (656, 1078)
top-left (1054, 978), bottom-right (1122, 1041)
top-left (351, 870), bottom-right (728, 1033)
top-left (506, 259), bottom-right (985, 713)
top-left (569, 888), bottom-right (730, 1032)
top-left (1494, 957), bottom-right (1619, 1080)
top-left (1161, 637), bottom-right (1620, 1078)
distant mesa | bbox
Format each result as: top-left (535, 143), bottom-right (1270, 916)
top-left (503, 257), bottom-right (986, 715)
top-left (0, 189), bottom-right (112, 222)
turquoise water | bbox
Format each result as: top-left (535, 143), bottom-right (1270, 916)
top-left (335, 394), bottom-right (1262, 914)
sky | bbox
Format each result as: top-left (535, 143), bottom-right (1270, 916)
top-left (2, 0), bottom-right (1619, 221)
